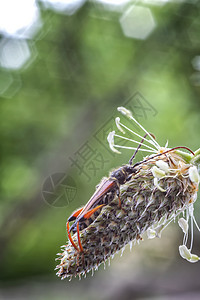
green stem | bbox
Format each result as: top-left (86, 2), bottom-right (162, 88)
top-left (175, 148), bottom-right (200, 167)
top-left (175, 150), bottom-right (193, 164)
top-left (191, 148), bottom-right (200, 167)
top-left (194, 148), bottom-right (200, 157)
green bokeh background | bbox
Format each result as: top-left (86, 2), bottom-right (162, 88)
top-left (1, 1), bottom-right (200, 299)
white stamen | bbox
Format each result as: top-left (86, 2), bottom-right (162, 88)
top-left (183, 230), bottom-right (188, 246)
top-left (120, 246), bottom-right (125, 257)
top-left (179, 245), bottom-right (200, 263)
top-left (155, 216), bottom-right (176, 237)
top-left (117, 106), bottom-right (160, 150)
top-left (114, 145), bottom-right (155, 153)
top-left (190, 213), bottom-right (194, 251)
top-left (152, 166), bottom-right (166, 178)
top-left (192, 215), bottom-right (200, 232)
top-left (115, 121), bottom-right (158, 150)
top-left (179, 245), bottom-right (191, 260)
top-left (190, 254), bottom-right (200, 263)
top-left (188, 204), bottom-right (194, 217)
top-left (147, 228), bottom-right (156, 239)
top-left (117, 106), bottom-right (133, 119)
top-left (115, 117), bottom-right (125, 134)
top-left (178, 218), bottom-right (188, 235)
top-left (183, 209), bottom-right (189, 245)
top-left (189, 166), bottom-right (200, 184)
top-left (129, 241), bottom-right (133, 251)
top-left (107, 131), bottom-right (121, 154)
top-left (156, 160), bottom-right (169, 173)
top-left (114, 134), bottom-right (156, 152)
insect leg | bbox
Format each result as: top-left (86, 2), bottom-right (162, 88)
top-left (77, 221), bottom-right (83, 252)
top-left (67, 221), bottom-right (79, 252)
top-left (68, 207), bottom-right (84, 222)
top-left (67, 207), bottom-right (85, 252)
top-left (80, 204), bottom-right (105, 220)
top-left (71, 204), bottom-right (105, 252)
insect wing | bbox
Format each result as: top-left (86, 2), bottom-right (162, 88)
top-left (68, 206), bottom-right (84, 222)
top-left (69, 178), bottom-right (116, 232)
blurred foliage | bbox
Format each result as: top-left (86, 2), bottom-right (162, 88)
top-left (1, 0), bottom-right (200, 299)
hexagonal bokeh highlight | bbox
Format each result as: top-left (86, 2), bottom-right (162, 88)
top-left (0, 39), bottom-right (30, 70)
top-left (41, 0), bottom-right (86, 15)
top-left (120, 5), bottom-right (156, 40)
top-left (95, 0), bottom-right (131, 10)
top-left (0, 39), bottom-right (37, 71)
top-left (0, 0), bottom-right (41, 39)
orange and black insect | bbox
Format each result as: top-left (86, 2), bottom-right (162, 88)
top-left (67, 133), bottom-right (194, 253)
top-left (67, 164), bottom-right (140, 252)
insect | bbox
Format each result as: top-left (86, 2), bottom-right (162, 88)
top-left (67, 131), bottom-right (194, 253)
top-left (66, 135), bottom-right (148, 252)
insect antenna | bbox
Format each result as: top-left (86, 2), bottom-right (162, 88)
top-left (129, 133), bottom-right (156, 165)
top-left (132, 146), bottom-right (195, 169)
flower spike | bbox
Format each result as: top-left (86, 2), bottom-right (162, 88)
top-left (56, 107), bottom-right (200, 280)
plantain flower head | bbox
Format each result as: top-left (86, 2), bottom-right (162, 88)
top-left (56, 107), bottom-right (200, 280)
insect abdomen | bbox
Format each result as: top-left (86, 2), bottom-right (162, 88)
top-left (71, 191), bottom-right (116, 234)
